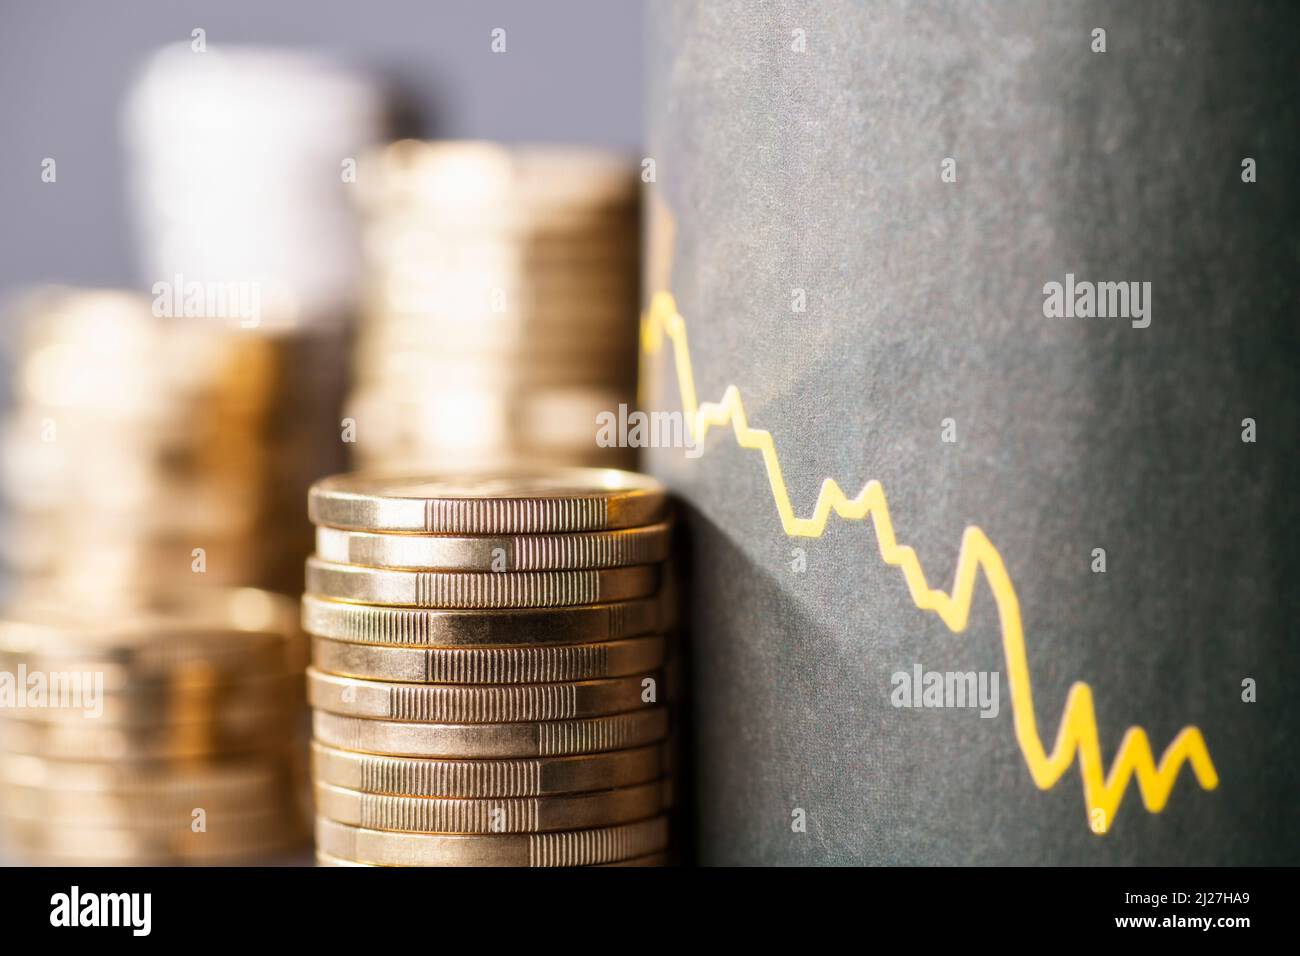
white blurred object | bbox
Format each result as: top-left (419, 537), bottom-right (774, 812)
top-left (124, 44), bottom-right (386, 328)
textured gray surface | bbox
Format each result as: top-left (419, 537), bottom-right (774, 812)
top-left (644, 0), bottom-right (1299, 864)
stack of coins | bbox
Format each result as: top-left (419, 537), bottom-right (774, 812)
top-left (347, 141), bottom-right (640, 471)
top-left (304, 468), bottom-right (675, 866)
top-left (0, 287), bottom-right (345, 600)
top-left (0, 587), bottom-right (307, 865)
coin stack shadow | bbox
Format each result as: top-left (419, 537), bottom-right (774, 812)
top-left (0, 589), bottom-right (309, 865)
top-left (304, 468), bottom-right (676, 866)
top-left (347, 141), bottom-right (640, 471)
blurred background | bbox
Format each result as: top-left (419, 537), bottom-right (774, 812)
top-left (0, 0), bottom-right (649, 865)
top-left (0, 0), bottom-right (643, 299)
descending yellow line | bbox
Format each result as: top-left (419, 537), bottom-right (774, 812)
top-left (640, 290), bottom-right (1218, 832)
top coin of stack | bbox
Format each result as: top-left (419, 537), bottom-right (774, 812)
top-left (303, 468), bottom-right (675, 866)
top-left (347, 141), bottom-right (640, 471)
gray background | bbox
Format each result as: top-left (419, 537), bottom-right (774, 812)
top-left (646, 0), bottom-right (1298, 864)
top-left (0, 0), bottom-right (644, 301)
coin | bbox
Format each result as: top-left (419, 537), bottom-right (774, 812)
top-left (313, 522), bottom-right (670, 571)
top-left (307, 468), bottom-right (667, 534)
top-left (310, 740), bottom-right (666, 797)
top-left (0, 647), bottom-right (295, 696)
top-left (312, 849), bottom-right (671, 867)
top-left (307, 668), bottom-right (657, 723)
top-left (312, 708), bottom-right (669, 758)
top-left (0, 671), bottom-right (301, 723)
top-left (316, 850), bottom-right (367, 866)
top-left (0, 281), bottom-right (330, 865)
top-left (0, 587), bottom-right (303, 676)
top-left (313, 778), bottom-right (669, 833)
top-left (314, 814), bottom-right (669, 866)
top-left (0, 753), bottom-right (289, 795)
top-left (0, 785), bottom-right (292, 826)
top-left (3, 817), bottom-right (306, 865)
top-left (300, 594), bottom-right (668, 647)
top-left (305, 558), bottom-right (658, 608)
top-left (0, 716), bottom-right (297, 761)
top-left (310, 634), bottom-right (667, 684)
top-left (302, 461), bottom-right (674, 864)
top-left (2, 796), bottom-right (291, 832)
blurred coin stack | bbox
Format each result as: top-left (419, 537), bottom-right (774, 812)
top-left (304, 468), bottom-right (675, 866)
top-left (0, 288), bottom-right (345, 600)
top-left (0, 289), bottom-right (338, 864)
top-left (125, 43), bottom-right (386, 329)
top-left (348, 141), bottom-right (640, 470)
top-left (0, 588), bottom-right (307, 865)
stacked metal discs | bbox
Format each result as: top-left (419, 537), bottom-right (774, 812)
top-left (0, 287), bottom-right (345, 600)
top-left (347, 141), bottom-right (640, 471)
top-left (0, 588), bottom-right (307, 865)
top-left (0, 288), bottom-right (339, 864)
top-left (304, 468), bottom-right (675, 866)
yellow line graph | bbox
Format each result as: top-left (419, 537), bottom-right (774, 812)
top-left (640, 290), bottom-right (1218, 832)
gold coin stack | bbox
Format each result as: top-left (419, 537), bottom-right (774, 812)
top-left (304, 468), bottom-right (675, 866)
top-left (0, 287), bottom-right (346, 600)
top-left (0, 588), bottom-right (308, 865)
top-left (0, 288), bottom-right (341, 864)
top-left (347, 141), bottom-right (640, 472)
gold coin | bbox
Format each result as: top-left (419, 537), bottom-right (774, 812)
top-left (313, 522), bottom-right (670, 571)
top-left (310, 740), bottom-right (665, 797)
top-left (0, 770), bottom-right (295, 825)
top-left (313, 849), bottom-right (667, 867)
top-left (313, 778), bottom-right (668, 833)
top-left (0, 649), bottom-right (301, 695)
top-left (314, 814), bottom-right (668, 866)
top-left (307, 668), bottom-right (657, 722)
top-left (310, 634), bottom-right (666, 684)
top-left (1, 796), bottom-right (293, 831)
top-left (0, 673), bottom-right (303, 725)
top-left (0, 752), bottom-right (289, 795)
top-left (360, 141), bottom-right (636, 215)
top-left (312, 707), bottom-right (668, 758)
top-left (316, 850), bottom-right (368, 866)
top-left (307, 468), bottom-right (666, 534)
top-left (0, 715), bottom-right (298, 761)
top-left (2, 817), bottom-right (306, 865)
top-left (0, 587), bottom-right (301, 676)
top-left (304, 558), bottom-right (658, 609)
top-left (300, 594), bottom-right (668, 647)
